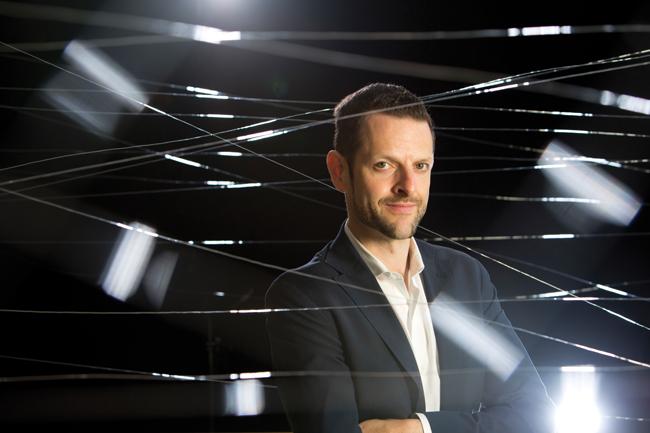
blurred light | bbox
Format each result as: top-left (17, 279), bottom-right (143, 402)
top-left (541, 234), bottom-right (575, 239)
top-left (205, 180), bottom-right (235, 186)
top-left (594, 284), bottom-right (631, 297)
top-left (164, 154), bottom-right (202, 168)
top-left (539, 141), bottom-right (642, 226)
top-left (240, 371), bottom-right (272, 380)
top-left (561, 365), bottom-right (596, 373)
top-left (192, 26), bottom-right (241, 44)
top-left (430, 293), bottom-right (523, 381)
top-left (213, 291), bottom-right (225, 297)
top-left (143, 251), bottom-right (178, 308)
top-left (186, 86), bottom-right (221, 96)
top-left (217, 151), bottom-right (243, 157)
top-left (507, 26), bottom-right (573, 37)
top-left (194, 94), bottom-right (230, 100)
top-left (202, 113), bottom-right (235, 119)
top-left (555, 365), bottom-right (602, 433)
top-left (63, 40), bottom-right (147, 111)
top-left (226, 183), bottom-right (262, 189)
top-left (224, 379), bottom-right (265, 416)
top-left (202, 240), bottom-right (243, 245)
top-left (100, 222), bottom-right (156, 302)
top-left (600, 90), bottom-right (650, 115)
top-left (236, 129), bottom-right (287, 142)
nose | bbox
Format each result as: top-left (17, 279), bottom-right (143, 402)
top-left (393, 167), bottom-right (416, 196)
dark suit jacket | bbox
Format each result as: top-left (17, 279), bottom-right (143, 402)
top-left (266, 224), bottom-right (554, 433)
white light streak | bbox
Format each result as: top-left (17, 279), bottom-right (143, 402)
top-left (561, 365), bottom-right (596, 373)
top-left (599, 89), bottom-right (650, 115)
top-left (213, 291), bottom-right (225, 297)
top-left (205, 180), bottom-right (235, 186)
top-left (193, 94), bottom-right (229, 100)
top-left (100, 222), bottom-right (156, 302)
top-left (595, 284), bottom-right (631, 297)
top-left (239, 371), bottom-right (272, 380)
top-left (482, 83), bottom-right (519, 93)
top-left (534, 164), bottom-right (568, 169)
top-left (554, 129), bottom-right (589, 135)
top-left (202, 240), bottom-right (243, 245)
top-left (217, 151), bottom-right (243, 157)
top-left (63, 40), bottom-right (147, 111)
top-left (226, 182), bottom-right (262, 189)
top-left (186, 86), bottom-right (221, 96)
top-left (203, 113), bottom-right (235, 119)
top-left (236, 129), bottom-right (288, 142)
top-left (192, 25), bottom-right (241, 44)
top-left (541, 234), bottom-right (576, 239)
top-left (540, 141), bottom-right (642, 226)
top-left (164, 154), bottom-right (202, 168)
top-left (431, 293), bottom-right (523, 381)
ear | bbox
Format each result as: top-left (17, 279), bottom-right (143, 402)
top-left (326, 150), bottom-right (350, 193)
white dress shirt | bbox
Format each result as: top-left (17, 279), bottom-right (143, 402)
top-left (344, 223), bottom-right (440, 433)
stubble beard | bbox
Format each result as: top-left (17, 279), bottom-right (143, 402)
top-left (354, 195), bottom-right (427, 240)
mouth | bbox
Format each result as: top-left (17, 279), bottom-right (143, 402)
top-left (384, 201), bottom-right (418, 214)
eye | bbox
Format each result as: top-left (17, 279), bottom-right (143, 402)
top-left (415, 162), bottom-right (431, 170)
top-left (374, 161), bottom-right (390, 170)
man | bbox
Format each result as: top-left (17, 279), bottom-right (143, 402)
top-left (266, 83), bottom-right (553, 433)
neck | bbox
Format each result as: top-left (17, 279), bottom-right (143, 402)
top-left (347, 219), bottom-right (411, 275)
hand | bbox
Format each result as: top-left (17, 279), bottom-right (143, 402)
top-left (359, 418), bottom-right (424, 433)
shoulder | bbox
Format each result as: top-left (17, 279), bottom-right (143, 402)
top-left (416, 239), bottom-right (485, 272)
top-left (265, 242), bottom-right (340, 307)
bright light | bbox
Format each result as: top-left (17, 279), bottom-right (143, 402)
top-left (100, 222), bottom-right (156, 302)
top-left (192, 25), bottom-right (241, 44)
top-left (205, 180), bottom-right (235, 186)
top-left (539, 141), bottom-right (642, 226)
top-left (217, 151), bottom-right (243, 157)
top-left (164, 154), bottom-right (202, 168)
top-left (224, 379), bottom-right (265, 416)
top-left (430, 293), bottom-right (523, 380)
top-left (186, 86), bottom-right (221, 96)
top-left (555, 365), bottom-right (602, 433)
top-left (236, 129), bottom-right (287, 142)
top-left (541, 234), bottom-right (575, 239)
top-left (202, 240), bottom-right (242, 245)
top-left (63, 40), bottom-right (147, 111)
top-left (226, 182), bottom-right (262, 189)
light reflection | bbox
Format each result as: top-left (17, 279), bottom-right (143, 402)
top-left (63, 40), bottom-right (147, 111)
top-left (224, 378), bottom-right (265, 416)
top-left (143, 251), bottom-right (178, 308)
top-left (430, 293), bottom-right (523, 381)
top-left (555, 365), bottom-right (602, 433)
top-left (539, 141), bottom-right (642, 226)
top-left (164, 154), bottom-right (202, 168)
top-left (100, 222), bottom-right (156, 302)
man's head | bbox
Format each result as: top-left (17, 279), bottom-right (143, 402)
top-left (327, 83), bottom-right (435, 241)
top-left (333, 83), bottom-right (433, 167)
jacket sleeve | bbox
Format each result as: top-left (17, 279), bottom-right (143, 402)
top-left (266, 275), bottom-right (363, 433)
top-left (421, 261), bottom-right (555, 433)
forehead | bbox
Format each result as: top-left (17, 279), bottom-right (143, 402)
top-left (359, 113), bottom-right (434, 158)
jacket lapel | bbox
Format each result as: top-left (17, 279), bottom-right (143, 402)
top-left (325, 225), bottom-right (425, 408)
top-left (418, 242), bottom-right (480, 410)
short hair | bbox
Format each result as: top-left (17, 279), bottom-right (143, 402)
top-left (333, 82), bottom-right (433, 164)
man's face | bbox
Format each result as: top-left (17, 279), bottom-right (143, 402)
top-left (345, 113), bottom-right (434, 240)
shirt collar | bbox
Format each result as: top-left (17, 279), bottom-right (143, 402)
top-left (344, 220), bottom-right (425, 279)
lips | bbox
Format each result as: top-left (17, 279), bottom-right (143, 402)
top-left (384, 201), bottom-right (418, 214)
